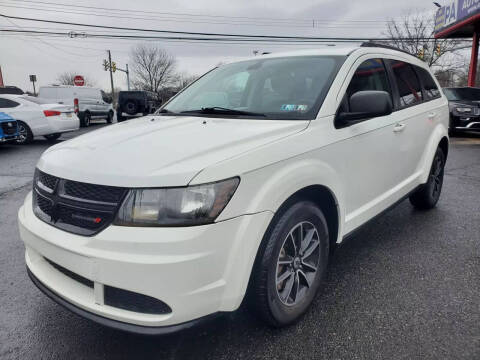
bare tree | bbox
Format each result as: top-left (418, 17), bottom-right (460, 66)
top-left (383, 11), bottom-right (467, 67)
top-left (56, 72), bottom-right (96, 86)
top-left (130, 44), bottom-right (177, 94)
top-left (175, 72), bottom-right (198, 91)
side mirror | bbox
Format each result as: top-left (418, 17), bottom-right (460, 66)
top-left (336, 90), bottom-right (393, 126)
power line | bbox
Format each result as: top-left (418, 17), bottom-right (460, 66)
top-left (0, 3), bottom-right (388, 29)
top-left (0, 7), bottom-right (387, 30)
top-left (0, 0), bottom-right (392, 24)
top-left (1, 16), bottom-right (100, 59)
top-left (0, 28), bottom-right (464, 44)
top-left (0, 13), bottom-right (445, 41)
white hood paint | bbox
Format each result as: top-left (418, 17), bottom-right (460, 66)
top-left (37, 116), bottom-right (309, 187)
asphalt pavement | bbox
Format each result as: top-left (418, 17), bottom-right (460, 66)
top-left (0, 123), bottom-right (479, 360)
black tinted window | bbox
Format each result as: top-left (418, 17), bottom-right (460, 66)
top-left (416, 67), bottom-right (440, 100)
top-left (341, 58), bottom-right (391, 112)
top-left (390, 61), bottom-right (423, 107)
top-left (0, 98), bottom-right (19, 108)
top-left (443, 88), bottom-right (480, 101)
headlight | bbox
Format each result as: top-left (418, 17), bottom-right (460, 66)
top-left (114, 177), bottom-right (239, 226)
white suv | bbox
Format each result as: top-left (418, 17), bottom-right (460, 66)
top-left (18, 44), bottom-right (449, 334)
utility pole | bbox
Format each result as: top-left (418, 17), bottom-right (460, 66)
top-left (107, 50), bottom-right (115, 105)
top-left (103, 55), bottom-right (129, 93)
top-left (126, 64), bottom-right (130, 90)
top-left (29, 75), bottom-right (37, 96)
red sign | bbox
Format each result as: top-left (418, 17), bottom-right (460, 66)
top-left (73, 75), bottom-right (85, 86)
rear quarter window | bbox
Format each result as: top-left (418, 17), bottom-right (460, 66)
top-left (389, 60), bottom-right (423, 108)
top-left (415, 67), bottom-right (441, 100)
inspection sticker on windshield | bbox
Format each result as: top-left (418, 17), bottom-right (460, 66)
top-left (280, 104), bottom-right (309, 112)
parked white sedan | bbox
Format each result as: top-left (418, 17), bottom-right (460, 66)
top-left (0, 94), bottom-right (79, 144)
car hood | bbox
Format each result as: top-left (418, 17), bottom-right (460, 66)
top-left (38, 116), bottom-right (309, 187)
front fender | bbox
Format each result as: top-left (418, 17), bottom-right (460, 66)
top-left (217, 156), bottom-right (345, 239)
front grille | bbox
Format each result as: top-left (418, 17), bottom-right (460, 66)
top-left (33, 170), bottom-right (127, 236)
top-left (45, 258), bottom-right (94, 288)
top-left (64, 180), bottom-right (125, 203)
top-left (1, 121), bottom-right (17, 135)
top-left (38, 170), bottom-right (57, 191)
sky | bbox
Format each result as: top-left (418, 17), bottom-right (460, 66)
top-left (0, 0), bottom-right (445, 92)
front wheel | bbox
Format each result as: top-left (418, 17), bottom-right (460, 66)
top-left (16, 121), bottom-right (33, 145)
top-left (409, 147), bottom-right (445, 210)
top-left (248, 201), bottom-right (329, 327)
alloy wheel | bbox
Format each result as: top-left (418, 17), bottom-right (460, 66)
top-left (430, 153), bottom-right (444, 199)
top-left (275, 221), bottom-right (321, 306)
top-left (17, 123), bottom-right (27, 143)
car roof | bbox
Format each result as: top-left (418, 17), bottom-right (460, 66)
top-left (40, 85), bottom-right (100, 90)
top-left (224, 45), bottom-right (426, 68)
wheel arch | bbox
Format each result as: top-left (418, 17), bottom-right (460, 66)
top-left (419, 125), bottom-right (449, 184)
top-left (273, 185), bottom-right (340, 254)
top-left (439, 136), bottom-right (449, 160)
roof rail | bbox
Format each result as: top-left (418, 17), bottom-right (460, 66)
top-left (360, 42), bottom-right (414, 57)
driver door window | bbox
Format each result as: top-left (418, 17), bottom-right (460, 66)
top-left (340, 58), bottom-right (392, 114)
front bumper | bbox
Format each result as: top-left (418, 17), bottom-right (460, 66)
top-left (18, 191), bottom-right (273, 332)
top-left (27, 267), bottom-right (220, 335)
top-left (451, 115), bottom-right (480, 131)
top-left (0, 135), bottom-right (18, 143)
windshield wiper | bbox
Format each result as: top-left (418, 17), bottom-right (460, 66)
top-left (181, 107), bottom-right (266, 117)
top-left (156, 108), bottom-right (178, 115)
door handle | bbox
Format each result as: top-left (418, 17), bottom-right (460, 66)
top-left (393, 123), bottom-right (406, 133)
top-left (428, 112), bottom-right (436, 118)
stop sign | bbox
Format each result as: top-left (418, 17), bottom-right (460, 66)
top-left (73, 75), bottom-right (85, 86)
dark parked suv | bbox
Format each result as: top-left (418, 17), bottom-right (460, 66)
top-left (0, 86), bottom-right (24, 95)
top-left (116, 91), bottom-right (160, 122)
top-left (443, 87), bottom-right (480, 135)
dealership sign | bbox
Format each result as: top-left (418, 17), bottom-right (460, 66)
top-left (435, 0), bottom-right (480, 35)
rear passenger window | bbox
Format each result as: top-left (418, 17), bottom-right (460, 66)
top-left (415, 67), bottom-right (441, 100)
top-left (340, 58), bottom-right (391, 113)
top-left (0, 98), bottom-right (19, 108)
top-left (390, 61), bottom-right (423, 107)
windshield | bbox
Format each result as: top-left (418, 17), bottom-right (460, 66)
top-left (443, 88), bottom-right (480, 101)
top-left (161, 55), bottom-right (345, 120)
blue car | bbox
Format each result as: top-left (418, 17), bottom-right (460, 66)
top-left (0, 112), bottom-right (19, 144)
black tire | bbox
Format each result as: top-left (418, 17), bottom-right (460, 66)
top-left (117, 113), bottom-right (125, 122)
top-left (81, 111), bottom-right (91, 127)
top-left (409, 147), bottom-right (445, 210)
top-left (44, 133), bottom-right (61, 142)
top-left (248, 200), bottom-right (329, 327)
top-left (16, 120), bottom-right (33, 145)
top-left (107, 111), bottom-right (114, 124)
